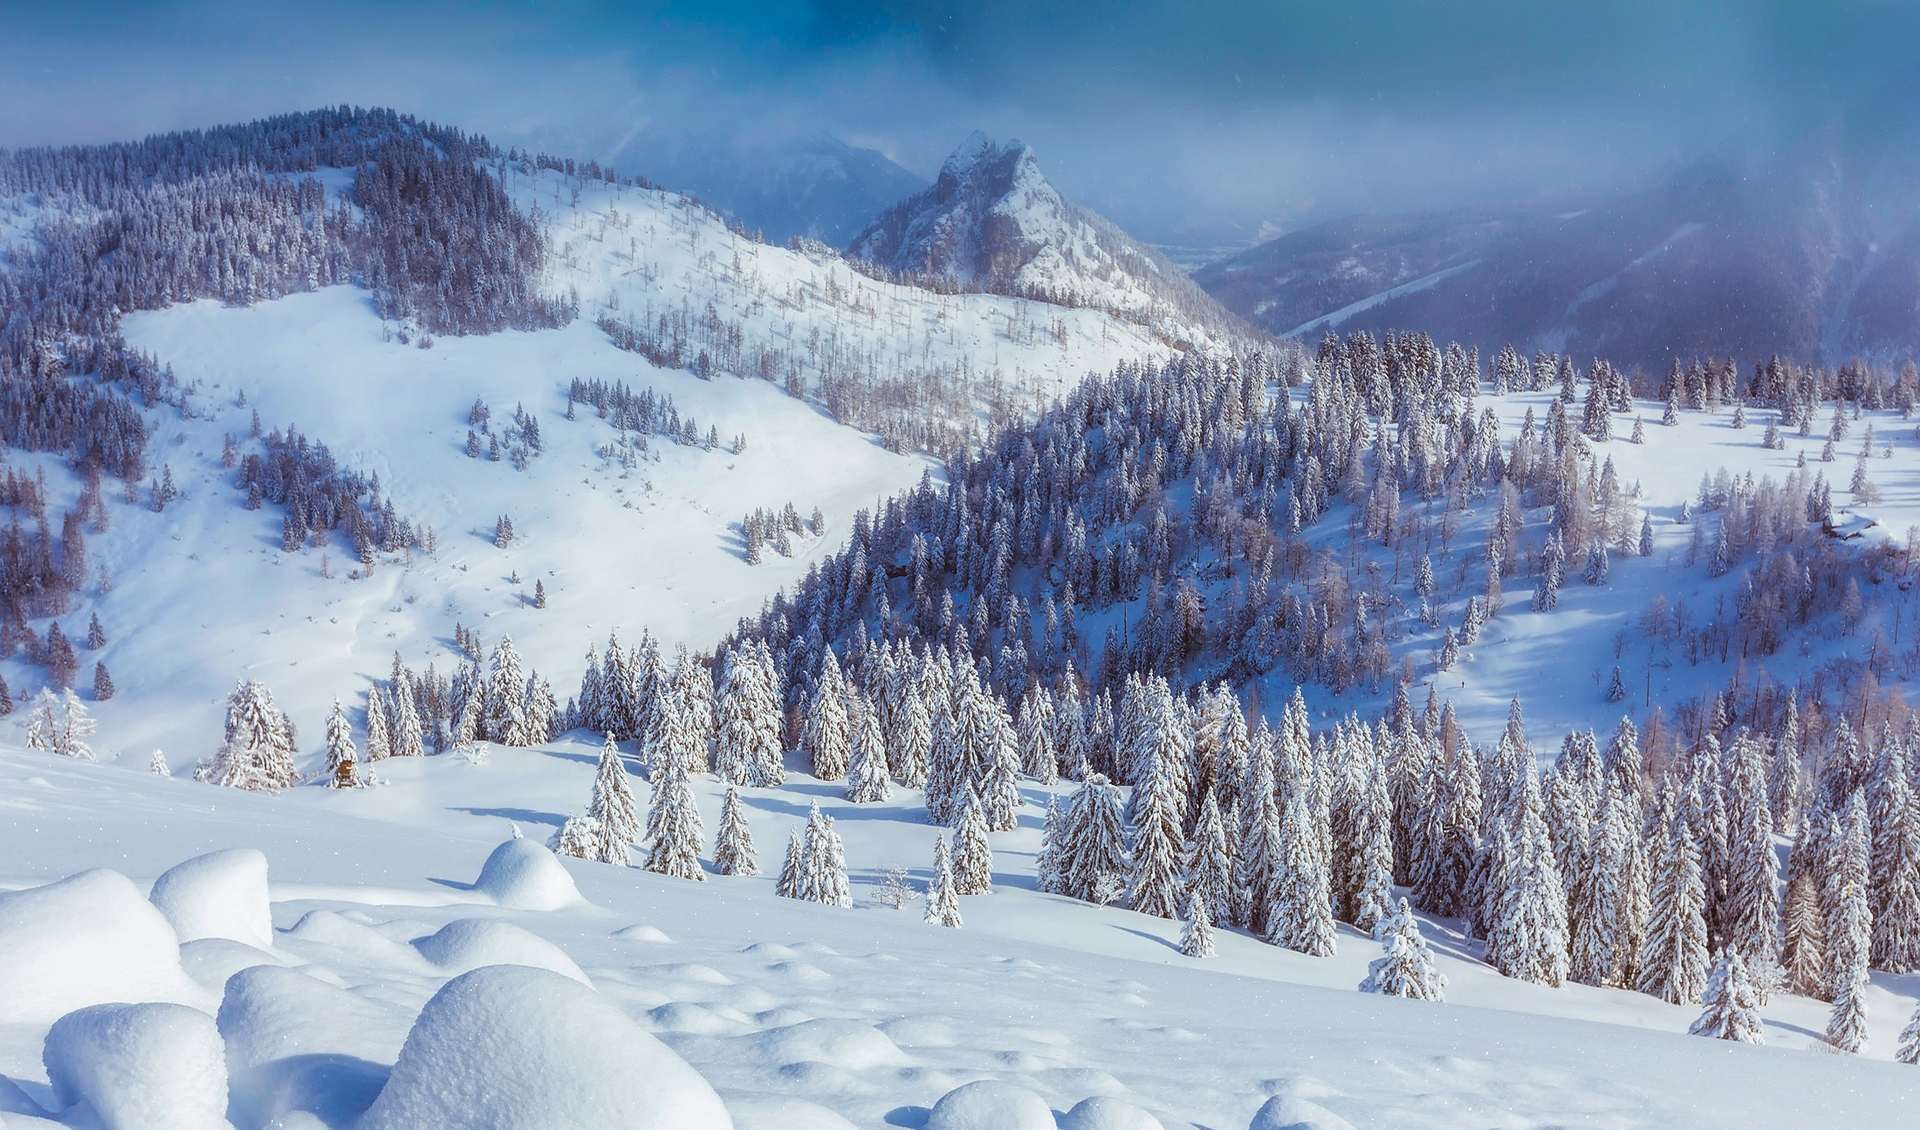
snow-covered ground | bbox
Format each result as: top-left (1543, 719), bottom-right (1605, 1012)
top-left (1, 742), bottom-right (1914, 1129)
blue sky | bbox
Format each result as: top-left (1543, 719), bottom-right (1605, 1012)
top-left (3, 1), bottom-right (1915, 238)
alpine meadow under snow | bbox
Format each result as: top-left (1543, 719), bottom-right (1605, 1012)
top-left (0, 104), bottom-right (1919, 1130)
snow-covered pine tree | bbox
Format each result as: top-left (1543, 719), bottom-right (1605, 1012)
top-left (1361, 898), bottom-right (1447, 1002)
top-left (1182, 792), bottom-right (1234, 926)
top-left (1348, 745), bottom-right (1395, 934)
top-left (389, 673), bottom-right (425, 758)
top-left (671, 651), bottom-right (716, 774)
top-left (1898, 996), bottom-right (1920, 1065)
top-left (1180, 888), bottom-right (1217, 958)
top-left (713, 786), bottom-right (758, 876)
top-left (1265, 791), bottom-right (1336, 957)
top-left (1488, 769), bottom-right (1570, 986)
top-left (481, 636), bottom-right (533, 746)
top-left (323, 699), bottom-right (362, 787)
top-left (775, 829), bottom-right (802, 898)
top-left (803, 650), bottom-right (851, 781)
top-left (846, 696), bottom-right (892, 803)
top-left (197, 680), bottom-right (298, 791)
top-left (951, 785), bottom-right (995, 895)
top-left (1869, 738), bottom-right (1920, 971)
top-left (1825, 966), bottom-right (1869, 1054)
top-left (795, 803), bottom-right (851, 907)
top-left (1056, 774), bottom-right (1129, 904)
top-left (979, 713), bottom-right (1024, 831)
top-left (1689, 949), bottom-right (1764, 1043)
top-left (925, 836), bottom-right (963, 927)
top-left (1234, 725), bottom-right (1282, 933)
top-left (1721, 737), bottom-right (1779, 973)
top-left (643, 742), bottom-right (705, 881)
top-left (1128, 719), bottom-right (1188, 919)
top-left (1570, 783), bottom-right (1629, 986)
top-left (363, 685), bottom-right (391, 761)
top-left (1017, 683), bottom-right (1058, 783)
top-left (1637, 801), bottom-right (1710, 1004)
top-left (149, 750), bottom-right (170, 777)
top-left (587, 732), bottom-right (641, 865)
top-left (1825, 792), bottom-right (1873, 1001)
top-left (717, 643), bottom-right (784, 787)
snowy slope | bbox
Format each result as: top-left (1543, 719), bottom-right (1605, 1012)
top-left (848, 133), bottom-right (1255, 352)
top-left (1, 743), bottom-right (1915, 1129)
top-left (12, 157), bottom-right (1173, 761)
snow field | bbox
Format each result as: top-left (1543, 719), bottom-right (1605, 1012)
top-left (0, 745), bottom-right (1916, 1127)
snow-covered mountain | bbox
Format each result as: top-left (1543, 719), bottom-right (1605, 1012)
top-left (849, 132), bottom-right (1258, 352)
top-left (623, 126), bottom-right (925, 247)
top-left (1195, 142), bottom-right (1920, 367)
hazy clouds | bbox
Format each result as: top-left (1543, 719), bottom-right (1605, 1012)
top-left (4, 1), bottom-right (1915, 241)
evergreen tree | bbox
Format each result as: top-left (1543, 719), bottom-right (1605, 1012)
top-left (1897, 997), bottom-right (1920, 1065)
top-left (363, 686), bottom-right (391, 761)
top-left (1265, 791), bottom-right (1336, 957)
top-left (803, 651), bottom-right (852, 780)
top-left (198, 680), bottom-right (298, 791)
top-left (924, 836), bottom-right (963, 927)
top-left (483, 636), bottom-right (531, 745)
top-left (1825, 967), bottom-right (1870, 1054)
top-left (1056, 775), bottom-right (1129, 903)
top-left (390, 674), bottom-right (425, 758)
top-left (951, 786), bottom-right (995, 895)
top-left (846, 696), bottom-right (892, 803)
top-left (1638, 805), bottom-right (1710, 1004)
top-left (1180, 889), bottom-right (1217, 958)
top-left (1182, 792), bottom-right (1235, 928)
top-left (587, 732), bottom-right (641, 865)
top-left (776, 829), bottom-right (802, 898)
top-left (713, 786), bottom-right (758, 876)
top-left (795, 803), bottom-right (851, 907)
top-left (1826, 792), bottom-right (1873, 1001)
top-left (1362, 898), bottom-right (1447, 1002)
top-left (1128, 724), bottom-right (1188, 919)
top-left (1723, 738), bottom-right (1780, 969)
top-left (1570, 785), bottom-right (1629, 987)
top-left (549, 814), bottom-right (603, 862)
top-left (644, 742), bottom-right (706, 881)
top-left (323, 698), bottom-right (362, 788)
top-left (1688, 950), bottom-right (1764, 1043)
top-left (91, 662), bottom-right (114, 702)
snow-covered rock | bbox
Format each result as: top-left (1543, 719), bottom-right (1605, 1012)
top-left (924, 1079), bottom-right (1056, 1130)
top-left (41, 1002), bottom-right (232, 1130)
top-left (1059, 1096), bottom-right (1166, 1130)
top-left (149, 848), bottom-right (274, 948)
top-left (472, 837), bottom-right (583, 911)
top-left (0, 869), bottom-right (201, 1024)
top-left (355, 964), bottom-right (732, 1130)
top-left (217, 964), bottom-right (407, 1127)
top-left (411, 917), bottom-right (590, 984)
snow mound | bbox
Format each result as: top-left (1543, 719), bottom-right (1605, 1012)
top-left (282, 909), bottom-right (431, 969)
top-left (1247, 1094), bottom-right (1357, 1130)
top-left (412, 917), bottom-right (590, 984)
top-left (179, 936), bottom-right (294, 992)
top-left (149, 848), bottom-right (274, 948)
top-left (728, 1095), bottom-right (859, 1130)
top-left (1060, 1096), bottom-right (1166, 1130)
top-left (218, 965), bottom-right (407, 1127)
top-left (0, 869), bottom-right (200, 1024)
top-left (612, 923), bottom-right (674, 944)
top-left (648, 1002), bottom-right (751, 1036)
top-left (472, 837), bottom-right (583, 911)
top-left (750, 1018), bottom-right (913, 1071)
top-left (41, 1002), bottom-right (231, 1130)
top-left (355, 965), bottom-right (732, 1130)
top-left (925, 1080), bottom-right (1055, 1130)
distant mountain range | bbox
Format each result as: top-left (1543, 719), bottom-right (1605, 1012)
top-left (1194, 140), bottom-right (1920, 368)
top-left (847, 132), bottom-right (1258, 351)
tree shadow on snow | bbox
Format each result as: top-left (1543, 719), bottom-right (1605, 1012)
top-left (1111, 923), bottom-right (1181, 953)
top-left (739, 791), bottom-right (931, 827)
top-left (450, 805), bottom-right (565, 829)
